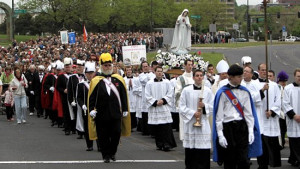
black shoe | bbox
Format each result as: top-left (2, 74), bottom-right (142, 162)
top-left (86, 147), bottom-right (93, 151)
top-left (97, 148), bottom-right (102, 152)
top-left (65, 131), bottom-right (70, 135)
top-left (156, 147), bottom-right (163, 151)
top-left (288, 159), bottom-right (300, 167)
top-left (77, 135), bottom-right (83, 139)
top-left (37, 114), bottom-right (40, 118)
top-left (51, 123), bottom-right (55, 127)
top-left (44, 116), bottom-right (48, 119)
top-left (163, 145), bottom-right (170, 152)
top-left (72, 131), bottom-right (76, 134)
top-left (103, 156), bottom-right (110, 163)
top-left (110, 155), bottom-right (116, 161)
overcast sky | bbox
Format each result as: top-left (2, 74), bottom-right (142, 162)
top-left (1, 0), bottom-right (262, 8)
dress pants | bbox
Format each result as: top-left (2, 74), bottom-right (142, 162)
top-left (95, 118), bottom-right (121, 159)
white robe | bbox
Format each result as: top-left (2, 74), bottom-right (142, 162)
top-left (257, 80), bottom-right (281, 136)
top-left (132, 76), bottom-right (142, 118)
top-left (145, 79), bottom-right (173, 125)
top-left (139, 72), bottom-right (155, 112)
top-left (241, 79), bottom-right (263, 133)
top-left (124, 76), bottom-right (137, 112)
top-left (282, 83), bottom-right (300, 138)
top-left (171, 9), bottom-right (192, 53)
top-left (175, 71), bottom-right (194, 140)
top-left (179, 85), bottom-right (214, 149)
top-left (170, 78), bottom-right (179, 113)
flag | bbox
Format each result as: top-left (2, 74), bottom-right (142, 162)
top-left (83, 25), bottom-right (88, 42)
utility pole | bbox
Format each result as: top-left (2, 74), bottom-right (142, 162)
top-left (246, 0), bottom-right (249, 41)
top-left (12, 0), bottom-right (15, 40)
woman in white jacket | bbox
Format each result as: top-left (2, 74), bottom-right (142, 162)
top-left (10, 67), bottom-right (28, 124)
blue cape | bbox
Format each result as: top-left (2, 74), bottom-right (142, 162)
top-left (212, 85), bottom-right (262, 162)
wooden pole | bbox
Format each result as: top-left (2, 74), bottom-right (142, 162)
top-left (263, 0), bottom-right (269, 112)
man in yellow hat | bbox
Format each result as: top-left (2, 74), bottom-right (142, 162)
top-left (88, 53), bottom-right (131, 163)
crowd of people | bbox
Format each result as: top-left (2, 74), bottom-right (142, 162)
top-left (0, 32), bottom-right (299, 169)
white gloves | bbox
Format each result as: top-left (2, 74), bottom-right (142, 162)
top-left (71, 101), bottom-right (76, 107)
top-left (82, 105), bottom-right (87, 111)
top-left (123, 111), bottom-right (128, 117)
top-left (249, 131), bottom-right (255, 145)
top-left (218, 135), bottom-right (228, 148)
top-left (49, 87), bottom-right (54, 92)
top-left (30, 91), bottom-right (34, 95)
top-left (90, 110), bottom-right (97, 119)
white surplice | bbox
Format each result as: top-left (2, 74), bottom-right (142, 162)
top-left (257, 80), bottom-right (281, 136)
top-left (282, 83), bottom-right (300, 138)
top-left (132, 76), bottom-right (143, 118)
top-left (139, 72), bottom-right (155, 112)
top-left (124, 76), bottom-right (137, 112)
top-left (145, 79), bottom-right (173, 125)
top-left (179, 85), bottom-right (214, 149)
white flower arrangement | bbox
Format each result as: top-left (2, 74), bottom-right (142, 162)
top-left (155, 51), bottom-right (209, 71)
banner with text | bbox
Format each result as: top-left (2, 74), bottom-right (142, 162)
top-left (122, 45), bottom-right (147, 66)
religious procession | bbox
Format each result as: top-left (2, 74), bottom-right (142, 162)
top-left (0, 4), bottom-right (300, 169)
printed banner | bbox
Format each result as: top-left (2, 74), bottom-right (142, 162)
top-left (60, 31), bottom-right (68, 44)
top-left (68, 32), bottom-right (76, 44)
top-left (122, 45), bottom-right (147, 66)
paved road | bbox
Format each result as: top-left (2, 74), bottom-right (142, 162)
top-left (0, 112), bottom-right (295, 169)
top-left (193, 44), bottom-right (300, 83)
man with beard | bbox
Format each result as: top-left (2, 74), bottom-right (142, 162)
top-left (88, 53), bottom-right (131, 163)
top-left (67, 59), bottom-right (86, 139)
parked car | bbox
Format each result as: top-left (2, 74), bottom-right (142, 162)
top-left (285, 36), bottom-right (296, 42)
top-left (295, 37), bottom-right (300, 41)
top-left (235, 38), bottom-right (247, 42)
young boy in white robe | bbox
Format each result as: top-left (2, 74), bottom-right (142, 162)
top-left (179, 69), bottom-right (214, 169)
top-left (145, 66), bottom-right (177, 151)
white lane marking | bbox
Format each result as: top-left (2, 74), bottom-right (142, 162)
top-left (0, 160), bottom-right (182, 164)
top-left (0, 158), bottom-right (289, 164)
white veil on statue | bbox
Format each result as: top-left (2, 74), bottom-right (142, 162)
top-left (171, 9), bottom-right (192, 55)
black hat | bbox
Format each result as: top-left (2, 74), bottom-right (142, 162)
top-left (227, 64), bottom-right (243, 76)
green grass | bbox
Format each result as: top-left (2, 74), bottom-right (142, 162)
top-left (0, 34), bottom-right (38, 47)
top-left (192, 41), bottom-right (300, 48)
top-left (147, 51), bottom-right (224, 68)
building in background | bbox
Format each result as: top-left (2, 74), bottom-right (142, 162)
top-left (277, 0), bottom-right (300, 6)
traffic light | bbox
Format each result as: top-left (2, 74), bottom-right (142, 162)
top-left (277, 12), bottom-right (280, 19)
top-left (298, 11), bottom-right (300, 18)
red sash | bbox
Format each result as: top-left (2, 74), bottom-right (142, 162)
top-left (224, 90), bottom-right (244, 118)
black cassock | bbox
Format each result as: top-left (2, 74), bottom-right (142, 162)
top-left (67, 74), bottom-right (86, 133)
top-left (57, 73), bottom-right (71, 133)
top-left (77, 82), bottom-right (94, 149)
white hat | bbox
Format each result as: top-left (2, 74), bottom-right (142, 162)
top-left (216, 60), bottom-right (229, 73)
top-left (63, 57), bottom-right (73, 65)
top-left (38, 65), bottom-right (45, 70)
top-left (56, 60), bottom-right (64, 70)
top-left (47, 65), bottom-right (52, 72)
top-left (76, 59), bottom-right (85, 66)
top-left (85, 61), bottom-right (96, 73)
top-left (241, 56), bottom-right (252, 65)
